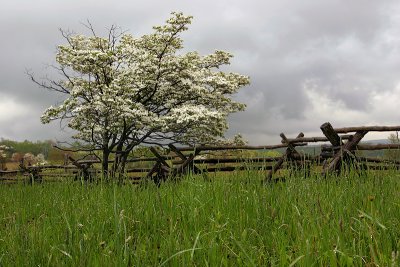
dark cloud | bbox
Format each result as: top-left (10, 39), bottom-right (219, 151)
top-left (1, 0), bottom-right (400, 143)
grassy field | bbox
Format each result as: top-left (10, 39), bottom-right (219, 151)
top-left (0, 169), bottom-right (399, 266)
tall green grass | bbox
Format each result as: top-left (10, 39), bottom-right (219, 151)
top-left (0, 169), bottom-right (399, 266)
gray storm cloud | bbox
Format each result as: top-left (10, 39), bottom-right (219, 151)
top-left (1, 0), bottom-right (399, 143)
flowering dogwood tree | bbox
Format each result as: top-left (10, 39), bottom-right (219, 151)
top-left (31, 12), bottom-right (250, 178)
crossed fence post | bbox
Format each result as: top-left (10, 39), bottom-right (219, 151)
top-left (146, 145), bottom-right (203, 184)
top-left (320, 122), bottom-right (368, 175)
top-left (168, 144), bottom-right (202, 175)
top-left (264, 132), bottom-right (304, 182)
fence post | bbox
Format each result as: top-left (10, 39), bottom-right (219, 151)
top-left (146, 147), bottom-right (171, 184)
top-left (265, 132), bottom-right (304, 182)
top-left (168, 144), bottom-right (202, 175)
top-left (320, 122), bottom-right (369, 175)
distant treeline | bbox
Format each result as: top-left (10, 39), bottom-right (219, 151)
top-left (0, 139), bottom-right (71, 162)
top-left (0, 139), bottom-right (53, 157)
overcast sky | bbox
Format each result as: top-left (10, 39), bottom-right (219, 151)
top-left (1, 0), bottom-right (400, 144)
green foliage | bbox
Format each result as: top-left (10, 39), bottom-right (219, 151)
top-left (0, 138), bottom-right (53, 159)
top-left (0, 139), bottom-right (84, 164)
top-left (129, 146), bottom-right (154, 158)
top-left (259, 149), bottom-right (282, 157)
top-left (0, 171), bottom-right (399, 266)
top-left (384, 133), bottom-right (400, 161)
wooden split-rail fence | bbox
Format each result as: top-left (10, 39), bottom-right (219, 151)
top-left (1, 122), bottom-right (400, 184)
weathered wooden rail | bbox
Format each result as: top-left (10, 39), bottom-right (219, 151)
top-left (1, 122), bottom-right (399, 184)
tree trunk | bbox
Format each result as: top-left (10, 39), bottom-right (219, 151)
top-left (109, 151), bottom-right (129, 182)
top-left (110, 138), bottom-right (138, 181)
top-left (110, 140), bottom-right (125, 180)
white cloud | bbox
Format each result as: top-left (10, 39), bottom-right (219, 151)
top-left (370, 82), bottom-right (400, 123)
top-left (303, 82), bottom-right (364, 127)
top-left (0, 96), bottom-right (29, 123)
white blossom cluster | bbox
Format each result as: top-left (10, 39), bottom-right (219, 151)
top-left (22, 153), bottom-right (47, 166)
top-left (40, 12), bottom-right (250, 153)
top-left (0, 145), bottom-right (9, 159)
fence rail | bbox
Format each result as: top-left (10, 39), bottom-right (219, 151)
top-left (1, 122), bottom-right (399, 184)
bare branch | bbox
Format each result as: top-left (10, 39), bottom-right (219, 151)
top-left (59, 28), bottom-right (75, 48)
top-left (53, 145), bottom-right (100, 153)
top-left (26, 69), bottom-right (71, 94)
top-left (81, 19), bottom-right (97, 37)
